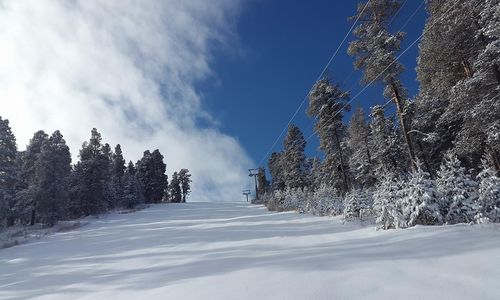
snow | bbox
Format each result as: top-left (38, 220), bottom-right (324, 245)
top-left (1, 202), bottom-right (500, 300)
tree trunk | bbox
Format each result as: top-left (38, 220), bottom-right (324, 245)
top-left (30, 208), bottom-right (36, 226)
top-left (333, 129), bottom-right (349, 192)
top-left (493, 65), bottom-right (500, 85)
top-left (390, 81), bottom-right (417, 170)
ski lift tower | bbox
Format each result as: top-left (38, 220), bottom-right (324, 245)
top-left (242, 189), bottom-right (251, 202)
top-left (248, 168), bottom-right (260, 201)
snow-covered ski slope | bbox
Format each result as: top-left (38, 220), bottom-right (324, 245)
top-left (1, 202), bottom-right (500, 300)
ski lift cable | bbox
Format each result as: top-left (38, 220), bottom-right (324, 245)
top-left (305, 0), bottom-right (459, 142)
top-left (256, 0), bottom-right (374, 167)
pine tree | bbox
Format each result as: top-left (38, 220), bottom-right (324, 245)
top-left (369, 105), bottom-right (408, 175)
top-left (343, 189), bottom-right (371, 221)
top-left (308, 78), bottom-right (350, 191)
top-left (268, 152), bottom-right (285, 191)
top-left (136, 149), bottom-right (167, 203)
top-left (178, 168), bottom-right (192, 203)
top-left (122, 161), bottom-right (143, 209)
top-left (400, 163), bottom-right (443, 227)
top-left (436, 153), bottom-right (478, 224)
top-left (18, 130), bottom-right (48, 225)
top-left (71, 128), bottom-right (111, 216)
top-left (347, 106), bottom-right (374, 188)
top-left (34, 131), bottom-right (72, 225)
top-left (0, 117), bottom-right (19, 227)
top-left (110, 144), bottom-right (126, 207)
top-left (476, 160), bottom-right (500, 223)
top-left (348, 0), bottom-right (417, 168)
top-left (169, 171), bottom-right (182, 203)
top-left (282, 125), bottom-right (306, 190)
top-left (373, 173), bottom-right (403, 229)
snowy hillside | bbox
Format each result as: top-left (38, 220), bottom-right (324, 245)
top-left (1, 202), bottom-right (500, 300)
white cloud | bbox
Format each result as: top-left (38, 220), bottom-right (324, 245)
top-left (0, 0), bottom-right (253, 202)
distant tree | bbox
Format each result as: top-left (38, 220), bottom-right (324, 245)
top-left (110, 144), bottom-right (126, 207)
top-left (0, 117), bottom-right (19, 227)
top-left (308, 78), bottom-right (350, 191)
top-left (34, 131), bottom-right (72, 225)
top-left (283, 125), bottom-right (307, 190)
top-left (178, 169), bottom-right (192, 203)
top-left (122, 161), bottom-right (144, 209)
top-left (169, 172), bottom-right (182, 203)
top-left (268, 152), bottom-right (285, 191)
top-left (18, 130), bottom-right (49, 225)
top-left (136, 149), bottom-right (167, 203)
top-left (71, 128), bottom-right (111, 216)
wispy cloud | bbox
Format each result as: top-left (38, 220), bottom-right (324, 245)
top-left (0, 0), bottom-right (253, 201)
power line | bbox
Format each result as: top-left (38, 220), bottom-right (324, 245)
top-left (305, 0), bottom-right (459, 142)
top-left (256, 0), bottom-right (373, 167)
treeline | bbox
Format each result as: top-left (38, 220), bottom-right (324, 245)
top-left (0, 119), bottom-right (191, 228)
top-left (259, 0), bottom-right (500, 228)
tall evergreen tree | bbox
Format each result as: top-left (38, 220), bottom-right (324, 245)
top-left (0, 117), bottom-right (19, 227)
top-left (71, 128), bottom-right (110, 216)
top-left (169, 171), bottom-right (182, 203)
top-left (34, 131), bottom-right (72, 225)
top-left (308, 78), bottom-right (350, 191)
top-left (136, 149), bottom-right (167, 203)
top-left (110, 144), bottom-right (126, 206)
top-left (122, 161), bottom-right (143, 208)
top-left (18, 130), bottom-right (48, 225)
top-left (282, 125), bottom-right (306, 190)
top-left (348, 0), bottom-right (417, 168)
top-left (268, 152), bottom-right (285, 191)
top-left (178, 168), bottom-right (192, 203)
top-left (369, 105), bottom-right (407, 175)
top-left (347, 106), bottom-right (374, 188)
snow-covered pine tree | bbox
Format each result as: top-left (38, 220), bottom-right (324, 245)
top-left (348, 0), bottom-right (416, 168)
top-left (347, 106), bottom-right (374, 188)
top-left (400, 163), bottom-right (443, 227)
top-left (178, 168), bottom-right (192, 203)
top-left (18, 130), bottom-right (48, 225)
top-left (136, 149), bottom-right (167, 203)
top-left (0, 117), bottom-right (19, 227)
top-left (308, 78), bottom-right (350, 192)
top-left (109, 144), bottom-right (126, 207)
top-left (282, 125), bottom-right (307, 190)
top-left (343, 188), bottom-right (370, 221)
top-left (34, 131), bottom-right (72, 226)
top-left (310, 183), bottom-right (342, 216)
top-left (476, 160), bottom-right (500, 223)
top-left (168, 171), bottom-right (182, 203)
top-left (72, 128), bottom-right (111, 216)
top-left (436, 153), bottom-right (478, 224)
top-left (373, 172), bottom-right (403, 229)
top-left (122, 161), bottom-right (143, 209)
top-left (413, 0), bottom-right (483, 173)
top-left (268, 152), bottom-right (285, 191)
top-left (369, 105), bottom-right (408, 176)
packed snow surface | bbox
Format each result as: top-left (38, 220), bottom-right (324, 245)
top-left (1, 202), bottom-right (500, 300)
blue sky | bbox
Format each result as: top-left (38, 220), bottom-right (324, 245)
top-left (202, 0), bottom-right (427, 169)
